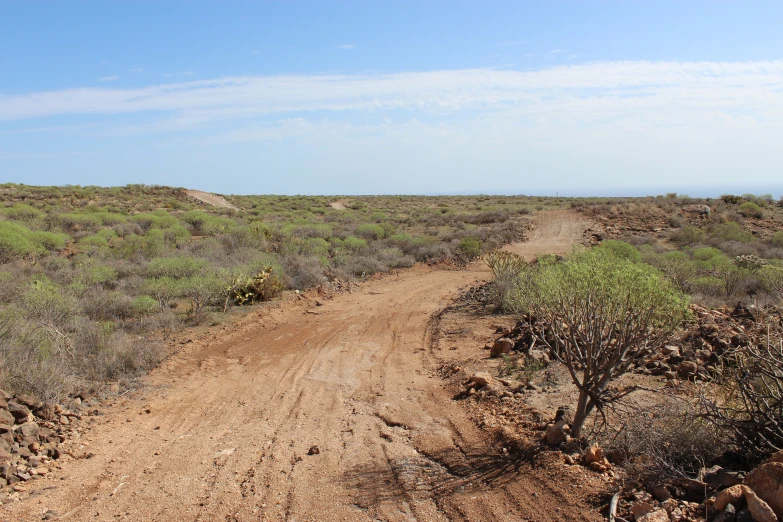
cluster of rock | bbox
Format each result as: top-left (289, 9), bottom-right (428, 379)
top-left (634, 303), bottom-right (783, 382)
top-left (0, 389), bottom-right (83, 500)
top-left (707, 454), bottom-right (783, 522)
top-left (485, 323), bottom-right (551, 366)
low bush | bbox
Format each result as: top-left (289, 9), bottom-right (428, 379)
top-left (458, 236), bottom-right (482, 258)
top-left (738, 201), bottom-right (764, 219)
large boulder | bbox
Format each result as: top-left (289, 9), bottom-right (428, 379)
top-left (0, 409), bottom-right (14, 426)
top-left (713, 484), bottom-right (745, 511)
top-left (745, 462), bottom-right (783, 520)
top-left (7, 402), bottom-right (31, 423)
top-left (744, 487), bottom-right (777, 522)
top-left (13, 394), bottom-right (42, 411)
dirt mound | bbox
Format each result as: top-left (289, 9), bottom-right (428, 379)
top-left (185, 189), bottom-right (238, 210)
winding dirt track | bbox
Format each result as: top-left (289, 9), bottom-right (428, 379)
top-left (6, 212), bottom-right (593, 522)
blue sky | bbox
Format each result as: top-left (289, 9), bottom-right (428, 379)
top-left (1, 1), bottom-right (782, 196)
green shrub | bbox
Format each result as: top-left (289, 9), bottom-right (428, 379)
top-left (692, 247), bottom-right (723, 262)
top-left (770, 231), bottom-right (783, 248)
top-left (146, 256), bottom-right (207, 279)
top-left (142, 277), bottom-right (179, 309)
top-left (710, 222), bottom-right (756, 243)
top-left (342, 236), bottom-right (367, 251)
top-left (131, 295), bottom-right (158, 319)
top-left (657, 251), bottom-right (696, 292)
top-left (507, 247), bottom-right (689, 437)
top-left (598, 240), bottom-right (641, 263)
top-left (29, 230), bottom-right (69, 251)
top-left (458, 237), bottom-right (482, 258)
top-left (672, 226), bottom-right (704, 246)
top-left (738, 201), bottom-right (763, 219)
top-left (0, 222), bottom-right (41, 262)
top-left (690, 276), bottom-right (725, 297)
top-left (355, 223), bottom-right (386, 240)
top-left (1, 204), bottom-right (43, 222)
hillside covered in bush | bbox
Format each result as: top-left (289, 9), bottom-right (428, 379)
top-left (0, 184), bottom-right (538, 401)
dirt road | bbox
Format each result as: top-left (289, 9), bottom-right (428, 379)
top-left (5, 212), bottom-right (593, 522)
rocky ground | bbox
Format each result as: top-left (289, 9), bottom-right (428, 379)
top-left (431, 280), bottom-right (783, 522)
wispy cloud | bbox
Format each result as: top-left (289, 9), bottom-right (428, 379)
top-left (162, 71), bottom-right (196, 78)
top-left (98, 76), bottom-right (119, 82)
top-left (129, 68), bottom-right (145, 73)
top-left (3, 61), bottom-right (783, 145)
top-left (336, 44), bottom-right (356, 50)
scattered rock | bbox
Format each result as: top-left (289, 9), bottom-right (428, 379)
top-left (584, 443), bottom-right (603, 465)
top-left (678, 361), bottom-right (698, 376)
top-left (651, 485), bottom-right (671, 502)
top-left (661, 345), bottom-right (680, 356)
top-left (714, 503), bottom-right (736, 522)
top-left (527, 350), bottom-right (550, 366)
top-left (13, 394), bottom-right (42, 411)
top-left (0, 409), bottom-right (13, 426)
top-left (705, 465), bottom-right (744, 489)
top-left (468, 373), bottom-right (493, 388)
top-left (744, 462), bottom-right (783, 520)
top-left (7, 402), bottom-right (31, 423)
top-left (490, 338), bottom-right (514, 358)
top-left (545, 421), bottom-right (568, 446)
top-left (307, 445), bottom-right (320, 456)
top-left (636, 509), bottom-right (669, 522)
top-left (744, 487), bottom-right (777, 522)
top-left (713, 485), bottom-right (746, 511)
top-left (630, 501), bottom-right (654, 520)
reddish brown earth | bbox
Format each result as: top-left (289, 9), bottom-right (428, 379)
top-left (3, 212), bottom-right (599, 522)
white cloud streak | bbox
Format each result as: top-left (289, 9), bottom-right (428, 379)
top-left (1, 61), bottom-right (782, 136)
top-left (98, 76), bottom-right (119, 82)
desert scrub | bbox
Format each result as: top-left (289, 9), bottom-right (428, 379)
top-left (738, 201), bottom-right (764, 219)
top-left (508, 247), bottom-right (690, 437)
top-left (457, 236), bottom-right (482, 258)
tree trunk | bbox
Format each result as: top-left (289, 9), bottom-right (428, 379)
top-left (571, 388), bottom-right (590, 439)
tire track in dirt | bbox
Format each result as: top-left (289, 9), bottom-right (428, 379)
top-left (3, 211), bottom-right (596, 522)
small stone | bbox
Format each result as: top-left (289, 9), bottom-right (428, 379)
top-left (651, 485), bottom-right (671, 502)
top-left (584, 443), bottom-right (603, 465)
top-left (307, 445), bottom-right (320, 456)
top-left (467, 373), bottom-right (493, 388)
top-left (713, 503), bottom-right (736, 522)
top-left (544, 420), bottom-right (568, 446)
top-left (490, 338), bottom-right (514, 358)
top-left (678, 361), bottom-right (698, 376)
top-left (636, 509), bottom-right (669, 522)
top-left (631, 501), bottom-right (654, 520)
top-left (662, 345), bottom-right (680, 356)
